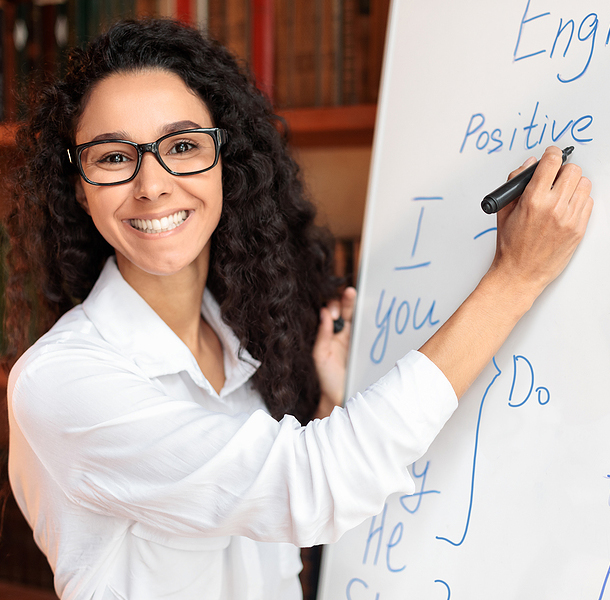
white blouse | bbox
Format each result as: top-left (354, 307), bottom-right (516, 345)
top-left (8, 257), bottom-right (457, 600)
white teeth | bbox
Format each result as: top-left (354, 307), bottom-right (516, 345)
top-left (130, 210), bottom-right (188, 234)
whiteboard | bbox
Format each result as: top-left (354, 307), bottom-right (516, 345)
top-left (318, 0), bottom-right (610, 598)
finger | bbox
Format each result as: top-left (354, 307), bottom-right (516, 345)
top-left (550, 163), bottom-right (583, 205)
top-left (522, 146), bottom-right (564, 196)
top-left (326, 298), bottom-right (341, 321)
top-left (315, 306), bottom-right (334, 347)
top-left (566, 179), bottom-right (593, 223)
top-left (507, 155), bottom-right (537, 181)
top-left (340, 287), bottom-right (357, 322)
top-left (499, 156), bottom-right (539, 222)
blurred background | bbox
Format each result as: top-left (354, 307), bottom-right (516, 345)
top-left (0, 1), bottom-right (390, 597)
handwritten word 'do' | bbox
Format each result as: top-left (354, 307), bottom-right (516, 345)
top-left (515, 0), bottom-right (610, 83)
top-left (460, 101), bottom-right (593, 155)
top-left (508, 354), bottom-right (550, 407)
top-left (370, 290), bottom-right (440, 365)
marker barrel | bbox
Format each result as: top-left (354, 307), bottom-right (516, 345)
top-left (481, 147), bottom-right (574, 214)
top-left (481, 162), bottom-right (538, 214)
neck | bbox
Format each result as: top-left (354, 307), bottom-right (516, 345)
top-left (115, 250), bottom-right (208, 350)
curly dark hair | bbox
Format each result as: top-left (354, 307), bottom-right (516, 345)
top-left (3, 17), bottom-right (339, 425)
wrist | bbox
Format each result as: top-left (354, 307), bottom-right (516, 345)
top-left (479, 262), bottom-right (543, 320)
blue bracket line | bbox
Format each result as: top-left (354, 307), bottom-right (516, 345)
top-left (436, 357), bottom-right (502, 547)
top-left (474, 227), bottom-right (497, 240)
top-left (598, 563), bottom-right (610, 599)
top-left (434, 579), bottom-right (451, 599)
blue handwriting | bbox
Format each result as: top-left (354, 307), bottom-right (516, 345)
top-left (362, 503), bottom-right (405, 573)
top-left (460, 101), bottom-right (593, 155)
top-left (395, 197), bottom-right (443, 271)
top-left (599, 563), bottom-right (610, 600)
top-left (345, 578), bottom-right (380, 600)
top-left (370, 290), bottom-right (440, 364)
top-left (437, 358), bottom-right (502, 546)
top-left (508, 354), bottom-right (550, 407)
top-left (435, 579), bottom-right (451, 599)
top-left (515, 0), bottom-right (609, 83)
top-left (400, 461), bottom-right (441, 514)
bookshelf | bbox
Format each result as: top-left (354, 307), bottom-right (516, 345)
top-left (277, 103), bottom-right (376, 146)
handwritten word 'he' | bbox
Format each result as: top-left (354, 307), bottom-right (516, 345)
top-left (460, 101), bottom-right (593, 155)
top-left (362, 504), bottom-right (405, 573)
top-left (515, 0), bottom-right (610, 83)
top-left (370, 290), bottom-right (440, 364)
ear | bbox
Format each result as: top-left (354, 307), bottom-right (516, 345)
top-left (75, 178), bottom-right (91, 215)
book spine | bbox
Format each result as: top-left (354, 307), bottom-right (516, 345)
top-left (272, 0), bottom-right (294, 107)
top-left (293, 0), bottom-right (316, 106)
top-left (251, 0), bottom-right (274, 101)
top-left (341, 0), bottom-right (356, 105)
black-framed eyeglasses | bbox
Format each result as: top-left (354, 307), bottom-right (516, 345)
top-left (67, 128), bottom-right (228, 186)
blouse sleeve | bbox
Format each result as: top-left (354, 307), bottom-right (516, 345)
top-left (9, 342), bottom-right (457, 547)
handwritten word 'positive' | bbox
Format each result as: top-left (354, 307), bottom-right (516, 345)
top-left (515, 0), bottom-right (610, 83)
top-left (370, 290), bottom-right (440, 364)
top-left (460, 101), bottom-right (593, 155)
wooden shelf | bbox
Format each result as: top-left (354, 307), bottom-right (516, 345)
top-left (276, 104), bottom-right (377, 146)
top-left (0, 104), bottom-right (377, 148)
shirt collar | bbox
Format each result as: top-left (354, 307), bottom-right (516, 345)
top-left (82, 257), bottom-right (260, 398)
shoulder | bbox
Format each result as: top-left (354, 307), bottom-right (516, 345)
top-left (8, 304), bottom-right (149, 426)
top-left (11, 304), bottom-right (133, 379)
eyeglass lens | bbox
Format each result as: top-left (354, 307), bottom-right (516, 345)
top-left (79, 131), bottom-right (218, 184)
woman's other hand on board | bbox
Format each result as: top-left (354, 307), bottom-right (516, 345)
top-left (489, 145), bottom-right (593, 307)
top-left (313, 287), bottom-right (357, 419)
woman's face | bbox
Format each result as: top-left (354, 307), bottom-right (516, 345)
top-left (74, 69), bottom-right (223, 278)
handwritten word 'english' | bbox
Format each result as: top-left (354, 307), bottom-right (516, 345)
top-left (515, 0), bottom-right (610, 83)
top-left (460, 101), bottom-right (593, 154)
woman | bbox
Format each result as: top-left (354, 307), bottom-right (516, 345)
top-left (4, 18), bottom-right (592, 600)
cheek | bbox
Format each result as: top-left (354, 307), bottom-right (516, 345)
top-left (82, 192), bottom-right (124, 239)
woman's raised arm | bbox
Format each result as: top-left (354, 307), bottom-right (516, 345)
top-left (419, 146), bottom-right (593, 398)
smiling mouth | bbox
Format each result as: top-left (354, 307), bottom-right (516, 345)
top-left (129, 210), bottom-right (188, 234)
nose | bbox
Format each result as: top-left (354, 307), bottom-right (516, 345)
top-left (132, 150), bottom-right (173, 201)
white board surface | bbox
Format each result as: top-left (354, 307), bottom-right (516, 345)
top-left (318, 0), bottom-right (610, 598)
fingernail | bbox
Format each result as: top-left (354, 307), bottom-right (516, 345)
top-left (523, 156), bottom-right (537, 167)
top-left (330, 305), bottom-right (340, 320)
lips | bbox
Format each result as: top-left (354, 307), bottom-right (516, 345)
top-left (129, 210), bottom-right (188, 234)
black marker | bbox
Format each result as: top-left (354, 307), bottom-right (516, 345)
top-left (333, 316), bottom-right (345, 334)
top-left (481, 146), bottom-right (574, 214)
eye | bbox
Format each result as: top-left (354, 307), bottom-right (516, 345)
top-left (98, 152), bottom-right (131, 164)
top-left (169, 140), bottom-right (198, 154)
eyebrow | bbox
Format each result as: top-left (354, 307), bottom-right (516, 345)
top-left (89, 121), bottom-right (204, 143)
